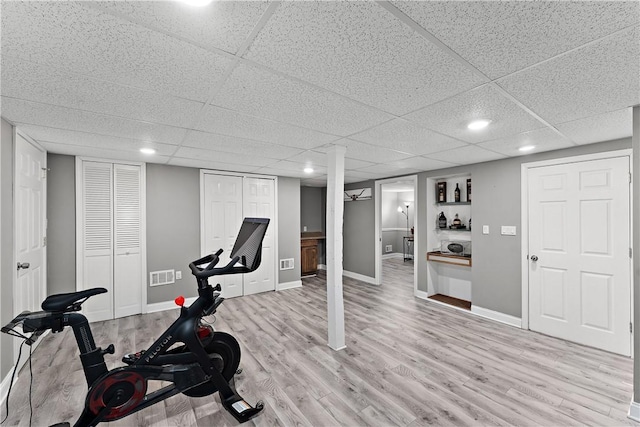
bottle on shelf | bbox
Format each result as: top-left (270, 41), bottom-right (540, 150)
top-left (469, 218), bottom-right (471, 231)
top-left (454, 183), bottom-right (461, 203)
top-left (452, 213), bottom-right (461, 228)
top-left (438, 212), bottom-right (447, 229)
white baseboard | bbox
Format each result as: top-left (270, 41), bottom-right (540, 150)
top-left (318, 264), bottom-right (326, 270)
top-left (343, 270), bottom-right (377, 285)
top-left (471, 305), bottom-right (522, 328)
top-left (146, 296), bottom-right (197, 313)
top-left (381, 253), bottom-right (403, 260)
top-left (414, 289), bottom-right (430, 300)
top-left (0, 369), bottom-right (17, 408)
top-left (629, 399), bottom-right (640, 422)
top-left (278, 280), bottom-right (302, 291)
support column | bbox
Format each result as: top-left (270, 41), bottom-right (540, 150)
top-left (326, 145), bottom-right (346, 351)
top-left (631, 105), bottom-right (640, 421)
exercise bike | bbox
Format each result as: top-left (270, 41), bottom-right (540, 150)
top-left (2, 217), bottom-right (269, 427)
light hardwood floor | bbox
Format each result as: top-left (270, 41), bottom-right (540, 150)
top-left (2, 258), bottom-right (636, 426)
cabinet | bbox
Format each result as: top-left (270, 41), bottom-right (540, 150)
top-left (301, 232), bottom-right (324, 276)
top-left (301, 239), bottom-right (318, 276)
top-left (426, 174), bottom-right (472, 308)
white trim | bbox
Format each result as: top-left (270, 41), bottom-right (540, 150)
top-left (414, 289), bottom-right (430, 300)
top-left (629, 400), bottom-right (640, 422)
top-left (343, 270), bottom-right (377, 285)
top-left (374, 175), bottom-right (418, 290)
top-left (318, 264), bottom-right (326, 270)
top-left (521, 149), bottom-right (633, 331)
top-left (146, 296), bottom-right (198, 313)
top-left (0, 368), bottom-right (17, 407)
top-left (277, 280), bottom-right (302, 291)
top-left (381, 227), bottom-right (410, 232)
top-left (471, 305), bottom-right (522, 328)
top-left (381, 253), bottom-right (403, 260)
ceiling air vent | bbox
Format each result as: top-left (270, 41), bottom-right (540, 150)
top-left (150, 269), bottom-right (175, 286)
top-left (280, 258), bottom-right (294, 270)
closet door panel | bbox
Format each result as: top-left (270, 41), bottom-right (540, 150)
top-left (79, 161), bottom-right (113, 323)
top-left (113, 164), bottom-right (143, 318)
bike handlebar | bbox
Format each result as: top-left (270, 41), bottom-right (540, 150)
top-left (189, 249), bottom-right (244, 280)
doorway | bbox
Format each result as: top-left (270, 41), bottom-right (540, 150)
top-left (375, 176), bottom-right (417, 290)
top-left (522, 151), bottom-right (632, 356)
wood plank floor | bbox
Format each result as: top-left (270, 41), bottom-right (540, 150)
top-left (2, 258), bottom-right (636, 426)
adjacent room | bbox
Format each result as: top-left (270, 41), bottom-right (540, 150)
top-left (1, 1), bottom-right (639, 426)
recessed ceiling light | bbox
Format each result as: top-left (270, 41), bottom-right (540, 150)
top-left (304, 167), bottom-right (314, 174)
top-left (178, 0), bottom-right (213, 6)
top-left (467, 119), bottom-right (491, 130)
top-left (519, 145), bottom-right (535, 152)
top-left (140, 148), bottom-right (156, 155)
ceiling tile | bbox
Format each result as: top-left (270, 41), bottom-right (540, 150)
top-left (393, 1), bottom-right (640, 79)
top-left (314, 140), bottom-right (413, 164)
top-left (92, 1), bottom-right (270, 54)
top-left (214, 63), bottom-right (393, 136)
top-left (194, 104), bottom-right (337, 149)
top-left (172, 146), bottom-right (275, 167)
top-left (300, 177), bottom-right (328, 187)
top-left (16, 125), bottom-right (177, 156)
top-left (262, 160), bottom-right (328, 175)
top-left (350, 118), bottom-right (467, 155)
top-left (344, 170), bottom-right (381, 182)
top-left (243, 1), bottom-right (486, 115)
top-left (40, 140), bottom-right (172, 164)
top-left (1, 1), bottom-right (233, 102)
top-left (251, 166), bottom-right (323, 179)
top-left (1, 97), bottom-right (188, 145)
top-left (404, 85), bottom-right (546, 143)
top-left (427, 145), bottom-right (506, 165)
top-left (497, 26), bottom-right (640, 125)
top-left (556, 108), bottom-right (633, 145)
top-left (477, 128), bottom-right (574, 157)
top-left (1, 57), bottom-right (204, 128)
top-left (183, 130), bottom-right (304, 160)
top-left (286, 150), bottom-right (375, 170)
top-left (168, 157), bottom-right (258, 173)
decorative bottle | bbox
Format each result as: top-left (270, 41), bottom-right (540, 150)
top-left (454, 183), bottom-right (461, 202)
top-left (438, 212), bottom-right (447, 229)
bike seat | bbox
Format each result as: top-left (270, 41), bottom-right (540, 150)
top-left (42, 288), bottom-right (107, 312)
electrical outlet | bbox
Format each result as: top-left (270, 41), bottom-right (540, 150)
top-left (175, 271), bottom-right (182, 280)
top-left (385, 245), bottom-right (392, 253)
top-left (482, 225), bottom-right (489, 235)
top-left (303, 225), bottom-right (307, 232)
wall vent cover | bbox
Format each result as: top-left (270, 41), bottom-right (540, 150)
top-left (280, 258), bottom-right (294, 270)
top-left (150, 269), bottom-right (175, 286)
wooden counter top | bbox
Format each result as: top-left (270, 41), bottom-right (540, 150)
top-left (301, 232), bottom-right (326, 240)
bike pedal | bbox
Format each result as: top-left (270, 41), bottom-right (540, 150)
top-left (122, 350), bottom-right (146, 365)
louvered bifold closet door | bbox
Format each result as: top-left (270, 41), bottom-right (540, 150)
top-left (113, 164), bottom-right (143, 318)
top-left (80, 161), bottom-right (114, 323)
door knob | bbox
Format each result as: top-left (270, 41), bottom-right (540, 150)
top-left (17, 262), bottom-right (30, 270)
top-left (530, 255), bottom-right (538, 262)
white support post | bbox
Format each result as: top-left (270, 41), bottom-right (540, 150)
top-left (326, 145), bottom-right (346, 351)
top-left (630, 105), bottom-right (640, 422)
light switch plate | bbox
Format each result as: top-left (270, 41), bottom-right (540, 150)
top-left (482, 225), bottom-right (489, 235)
top-left (501, 226), bottom-right (517, 236)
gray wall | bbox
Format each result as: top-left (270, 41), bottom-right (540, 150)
top-left (344, 180), bottom-right (376, 278)
top-left (146, 164), bottom-right (201, 304)
top-left (414, 138), bottom-right (631, 317)
top-left (278, 177), bottom-right (301, 284)
top-left (1, 119), bottom-right (14, 379)
top-left (300, 186), bottom-right (326, 264)
top-left (47, 154), bottom-right (76, 295)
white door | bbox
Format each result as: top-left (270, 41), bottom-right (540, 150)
top-left (77, 160), bottom-right (144, 322)
top-left (243, 178), bottom-right (275, 295)
top-left (113, 164), bottom-right (143, 318)
top-left (14, 132), bottom-right (47, 320)
top-left (78, 161), bottom-right (114, 322)
top-left (203, 174), bottom-right (243, 298)
top-left (528, 156), bottom-right (631, 355)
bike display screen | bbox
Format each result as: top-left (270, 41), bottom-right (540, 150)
top-left (230, 218), bottom-right (270, 271)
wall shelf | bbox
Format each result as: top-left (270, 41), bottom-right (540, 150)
top-left (427, 251), bottom-right (472, 267)
top-left (436, 202), bottom-right (471, 206)
top-left (435, 228), bottom-right (471, 232)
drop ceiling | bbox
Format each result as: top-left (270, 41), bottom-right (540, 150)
top-left (1, 1), bottom-right (638, 186)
